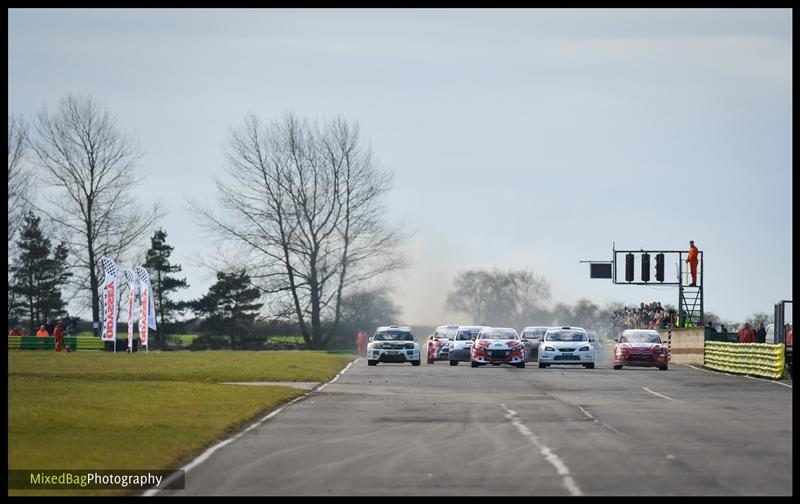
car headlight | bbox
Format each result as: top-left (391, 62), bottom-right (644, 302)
top-left (512, 343), bottom-right (524, 351)
top-left (372, 342), bottom-right (383, 349)
top-left (405, 343), bottom-right (415, 349)
top-left (544, 346), bottom-right (555, 352)
top-left (579, 346), bottom-right (590, 352)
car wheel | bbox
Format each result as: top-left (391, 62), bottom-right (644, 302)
top-left (450, 360), bottom-right (458, 366)
top-left (427, 356), bottom-right (434, 364)
top-left (471, 360), bottom-right (478, 368)
top-left (583, 363), bottom-right (595, 369)
top-left (613, 365), bottom-right (623, 370)
top-left (517, 362), bottom-right (525, 369)
top-left (412, 360), bottom-right (420, 366)
top-left (538, 363), bottom-right (546, 368)
top-left (368, 360), bottom-right (377, 366)
top-left (659, 365), bottom-right (668, 371)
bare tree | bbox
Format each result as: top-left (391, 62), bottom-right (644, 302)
top-left (30, 93), bottom-right (162, 329)
top-left (192, 112), bottom-right (407, 349)
top-left (446, 268), bottom-right (551, 327)
top-left (8, 113), bottom-right (31, 245)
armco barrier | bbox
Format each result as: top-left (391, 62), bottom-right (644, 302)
top-left (704, 341), bottom-right (786, 379)
top-left (7, 335), bottom-right (104, 351)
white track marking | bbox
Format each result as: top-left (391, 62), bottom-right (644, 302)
top-left (685, 364), bottom-right (792, 388)
top-left (143, 357), bottom-right (357, 496)
top-left (501, 404), bottom-right (583, 496)
top-left (316, 358), bottom-right (357, 392)
top-left (575, 404), bottom-right (625, 436)
top-left (642, 387), bottom-right (674, 401)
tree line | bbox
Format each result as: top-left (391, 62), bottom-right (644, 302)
top-left (8, 94), bottom-right (404, 348)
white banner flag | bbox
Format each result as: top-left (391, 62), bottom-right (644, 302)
top-left (135, 266), bottom-right (157, 349)
top-left (124, 269), bottom-right (139, 351)
top-left (100, 256), bottom-right (119, 342)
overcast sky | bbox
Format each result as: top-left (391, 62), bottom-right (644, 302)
top-left (8, 8), bottom-right (792, 325)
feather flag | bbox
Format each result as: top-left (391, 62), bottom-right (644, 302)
top-left (99, 256), bottom-right (119, 342)
top-left (135, 266), bottom-right (157, 349)
top-left (124, 269), bottom-right (139, 352)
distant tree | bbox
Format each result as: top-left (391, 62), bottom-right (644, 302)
top-left (9, 211), bottom-right (72, 334)
top-left (746, 312), bottom-right (772, 328)
top-left (335, 287), bottom-right (401, 346)
top-left (144, 229), bottom-right (189, 349)
top-left (191, 269), bottom-right (263, 349)
top-left (8, 113), bottom-right (32, 245)
top-left (30, 93), bottom-right (162, 332)
top-left (446, 269), bottom-right (551, 327)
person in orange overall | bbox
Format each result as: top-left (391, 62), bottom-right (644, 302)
top-left (356, 329), bottom-right (369, 357)
top-left (686, 240), bottom-right (699, 286)
top-left (737, 322), bottom-right (755, 343)
top-left (35, 325), bottom-right (49, 337)
top-left (53, 321), bottom-right (65, 352)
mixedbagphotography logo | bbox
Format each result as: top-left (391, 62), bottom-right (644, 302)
top-left (8, 470), bottom-right (185, 490)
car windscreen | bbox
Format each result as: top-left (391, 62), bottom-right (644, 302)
top-left (620, 332), bottom-right (661, 344)
top-left (480, 330), bottom-right (518, 340)
top-left (374, 331), bottom-right (413, 341)
top-left (456, 329), bottom-right (480, 340)
top-left (546, 331), bottom-right (587, 342)
top-left (524, 329), bottom-right (547, 339)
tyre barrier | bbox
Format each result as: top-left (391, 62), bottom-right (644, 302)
top-left (7, 335), bottom-right (104, 351)
top-left (704, 341), bottom-right (786, 379)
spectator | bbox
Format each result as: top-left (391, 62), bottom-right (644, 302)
top-left (738, 322), bottom-right (755, 343)
top-left (8, 327), bottom-right (23, 336)
top-left (755, 322), bottom-right (767, 344)
top-left (53, 321), bottom-right (65, 352)
top-left (720, 323), bottom-right (727, 334)
top-left (36, 325), bottom-right (49, 337)
top-left (706, 321), bottom-right (719, 340)
top-left (686, 240), bottom-right (699, 286)
top-left (786, 324), bottom-right (793, 346)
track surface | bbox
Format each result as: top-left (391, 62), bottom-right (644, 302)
top-left (159, 345), bottom-right (792, 496)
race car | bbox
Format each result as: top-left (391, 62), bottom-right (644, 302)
top-left (470, 327), bottom-right (526, 368)
top-left (613, 329), bottom-right (668, 370)
top-left (520, 325), bottom-right (549, 362)
top-left (538, 326), bottom-right (595, 369)
top-left (448, 325), bottom-right (487, 366)
top-left (427, 324), bottom-right (459, 364)
top-left (367, 326), bottom-right (420, 366)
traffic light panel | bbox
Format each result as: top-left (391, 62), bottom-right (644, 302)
top-left (655, 253), bottom-right (665, 282)
top-left (641, 253), bottom-right (650, 282)
top-left (625, 253), bottom-right (634, 282)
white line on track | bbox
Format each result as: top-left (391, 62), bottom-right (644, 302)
top-left (642, 387), bottom-right (675, 401)
top-left (575, 404), bottom-right (625, 436)
top-left (685, 364), bottom-right (792, 388)
top-left (501, 404), bottom-right (583, 496)
top-left (143, 356), bottom-right (358, 496)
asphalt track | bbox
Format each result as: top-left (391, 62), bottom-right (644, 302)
top-left (157, 344), bottom-right (792, 496)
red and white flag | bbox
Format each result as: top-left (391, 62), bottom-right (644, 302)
top-left (135, 266), bottom-right (157, 349)
top-left (124, 269), bottom-right (139, 351)
top-left (99, 256), bottom-right (119, 342)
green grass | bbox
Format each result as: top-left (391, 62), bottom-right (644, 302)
top-left (268, 335), bottom-right (306, 344)
top-left (8, 350), bottom-right (353, 495)
top-left (9, 350), bottom-right (351, 383)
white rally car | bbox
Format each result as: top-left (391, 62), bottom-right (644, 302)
top-left (538, 326), bottom-right (595, 369)
top-left (367, 326), bottom-right (420, 366)
top-left (448, 325), bottom-right (487, 366)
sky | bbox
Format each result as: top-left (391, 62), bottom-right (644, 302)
top-left (8, 8), bottom-right (793, 326)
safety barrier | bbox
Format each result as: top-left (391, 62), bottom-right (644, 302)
top-left (704, 341), bottom-right (786, 379)
top-left (7, 335), bottom-right (104, 351)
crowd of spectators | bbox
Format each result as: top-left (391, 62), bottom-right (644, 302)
top-left (612, 301), bottom-right (677, 335)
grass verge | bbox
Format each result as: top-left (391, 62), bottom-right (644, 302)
top-left (8, 350), bottom-right (353, 495)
